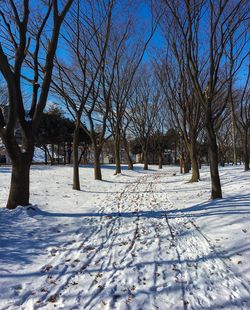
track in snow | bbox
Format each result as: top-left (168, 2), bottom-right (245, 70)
top-left (9, 172), bottom-right (250, 310)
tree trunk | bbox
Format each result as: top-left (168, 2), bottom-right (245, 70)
top-left (44, 144), bottom-right (48, 165)
top-left (143, 149), bottom-right (148, 170)
top-left (51, 143), bottom-right (55, 165)
top-left (114, 136), bottom-right (121, 174)
top-left (72, 121), bottom-right (80, 190)
top-left (244, 129), bottom-right (249, 171)
top-left (206, 114), bottom-right (222, 199)
top-left (63, 143), bottom-right (66, 165)
top-left (189, 142), bottom-right (200, 182)
top-left (123, 136), bottom-right (133, 170)
top-left (7, 158), bottom-right (32, 209)
top-left (184, 156), bottom-right (190, 174)
top-left (180, 155), bottom-right (183, 174)
top-left (57, 143), bottom-right (60, 164)
top-left (126, 149), bottom-right (133, 170)
top-left (67, 142), bottom-right (72, 164)
top-left (94, 148), bottom-right (102, 180)
top-left (158, 153), bottom-right (163, 169)
top-left (232, 124), bottom-right (237, 165)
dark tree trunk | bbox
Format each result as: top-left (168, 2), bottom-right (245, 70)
top-left (63, 143), bottom-right (66, 165)
top-left (94, 148), bottom-right (102, 180)
top-left (67, 142), bottom-right (72, 164)
top-left (51, 143), bottom-right (55, 165)
top-left (72, 121), bottom-right (80, 190)
top-left (126, 150), bottom-right (133, 170)
top-left (184, 157), bottom-right (190, 174)
top-left (206, 114), bottom-right (222, 199)
top-left (220, 156), bottom-right (225, 167)
top-left (44, 144), bottom-right (48, 165)
top-left (143, 148), bottom-right (148, 170)
top-left (127, 158), bottom-right (133, 170)
top-left (57, 143), bottom-right (60, 164)
top-left (190, 142), bottom-right (200, 182)
top-left (244, 129), bottom-right (249, 171)
top-left (114, 136), bottom-right (121, 174)
top-left (158, 153), bottom-right (163, 169)
top-left (7, 156), bottom-right (32, 209)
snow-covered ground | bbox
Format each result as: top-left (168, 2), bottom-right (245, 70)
top-left (0, 164), bottom-right (249, 310)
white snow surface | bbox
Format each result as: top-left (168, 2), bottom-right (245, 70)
top-left (0, 164), bottom-right (249, 310)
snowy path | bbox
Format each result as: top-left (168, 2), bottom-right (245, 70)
top-left (1, 169), bottom-right (250, 310)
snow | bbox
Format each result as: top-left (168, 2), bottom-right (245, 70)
top-left (0, 164), bottom-right (249, 309)
top-left (33, 147), bottom-right (46, 163)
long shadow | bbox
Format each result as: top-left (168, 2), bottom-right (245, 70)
top-left (174, 193), bottom-right (250, 218)
top-left (1, 197), bottom-right (250, 309)
top-left (27, 193), bottom-right (250, 219)
top-left (0, 167), bottom-right (12, 174)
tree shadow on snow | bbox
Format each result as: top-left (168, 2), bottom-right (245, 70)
top-left (29, 192), bottom-right (250, 219)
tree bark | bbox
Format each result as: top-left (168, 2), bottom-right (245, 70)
top-left (72, 120), bottom-right (80, 190)
top-left (189, 142), bottom-right (200, 182)
top-left (206, 114), bottom-right (222, 199)
top-left (7, 158), bottom-right (32, 209)
top-left (94, 148), bottom-right (102, 180)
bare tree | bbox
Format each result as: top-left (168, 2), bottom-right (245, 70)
top-left (156, 55), bottom-right (203, 181)
top-left (225, 25), bottom-right (249, 166)
top-left (121, 114), bottom-right (134, 170)
top-left (236, 62), bottom-right (250, 171)
top-left (160, 0), bottom-right (249, 198)
top-left (129, 72), bottom-right (160, 170)
top-left (0, 0), bottom-right (73, 209)
top-left (51, 0), bottom-right (114, 187)
top-left (107, 10), bottom-right (159, 175)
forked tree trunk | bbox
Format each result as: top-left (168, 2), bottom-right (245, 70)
top-left (244, 129), bottom-right (249, 171)
top-left (206, 115), bottom-right (222, 199)
top-left (7, 157), bottom-right (32, 209)
top-left (72, 121), bottom-right (80, 190)
top-left (94, 148), bottom-right (102, 180)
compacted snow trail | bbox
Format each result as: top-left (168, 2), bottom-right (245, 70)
top-left (1, 167), bottom-right (250, 310)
